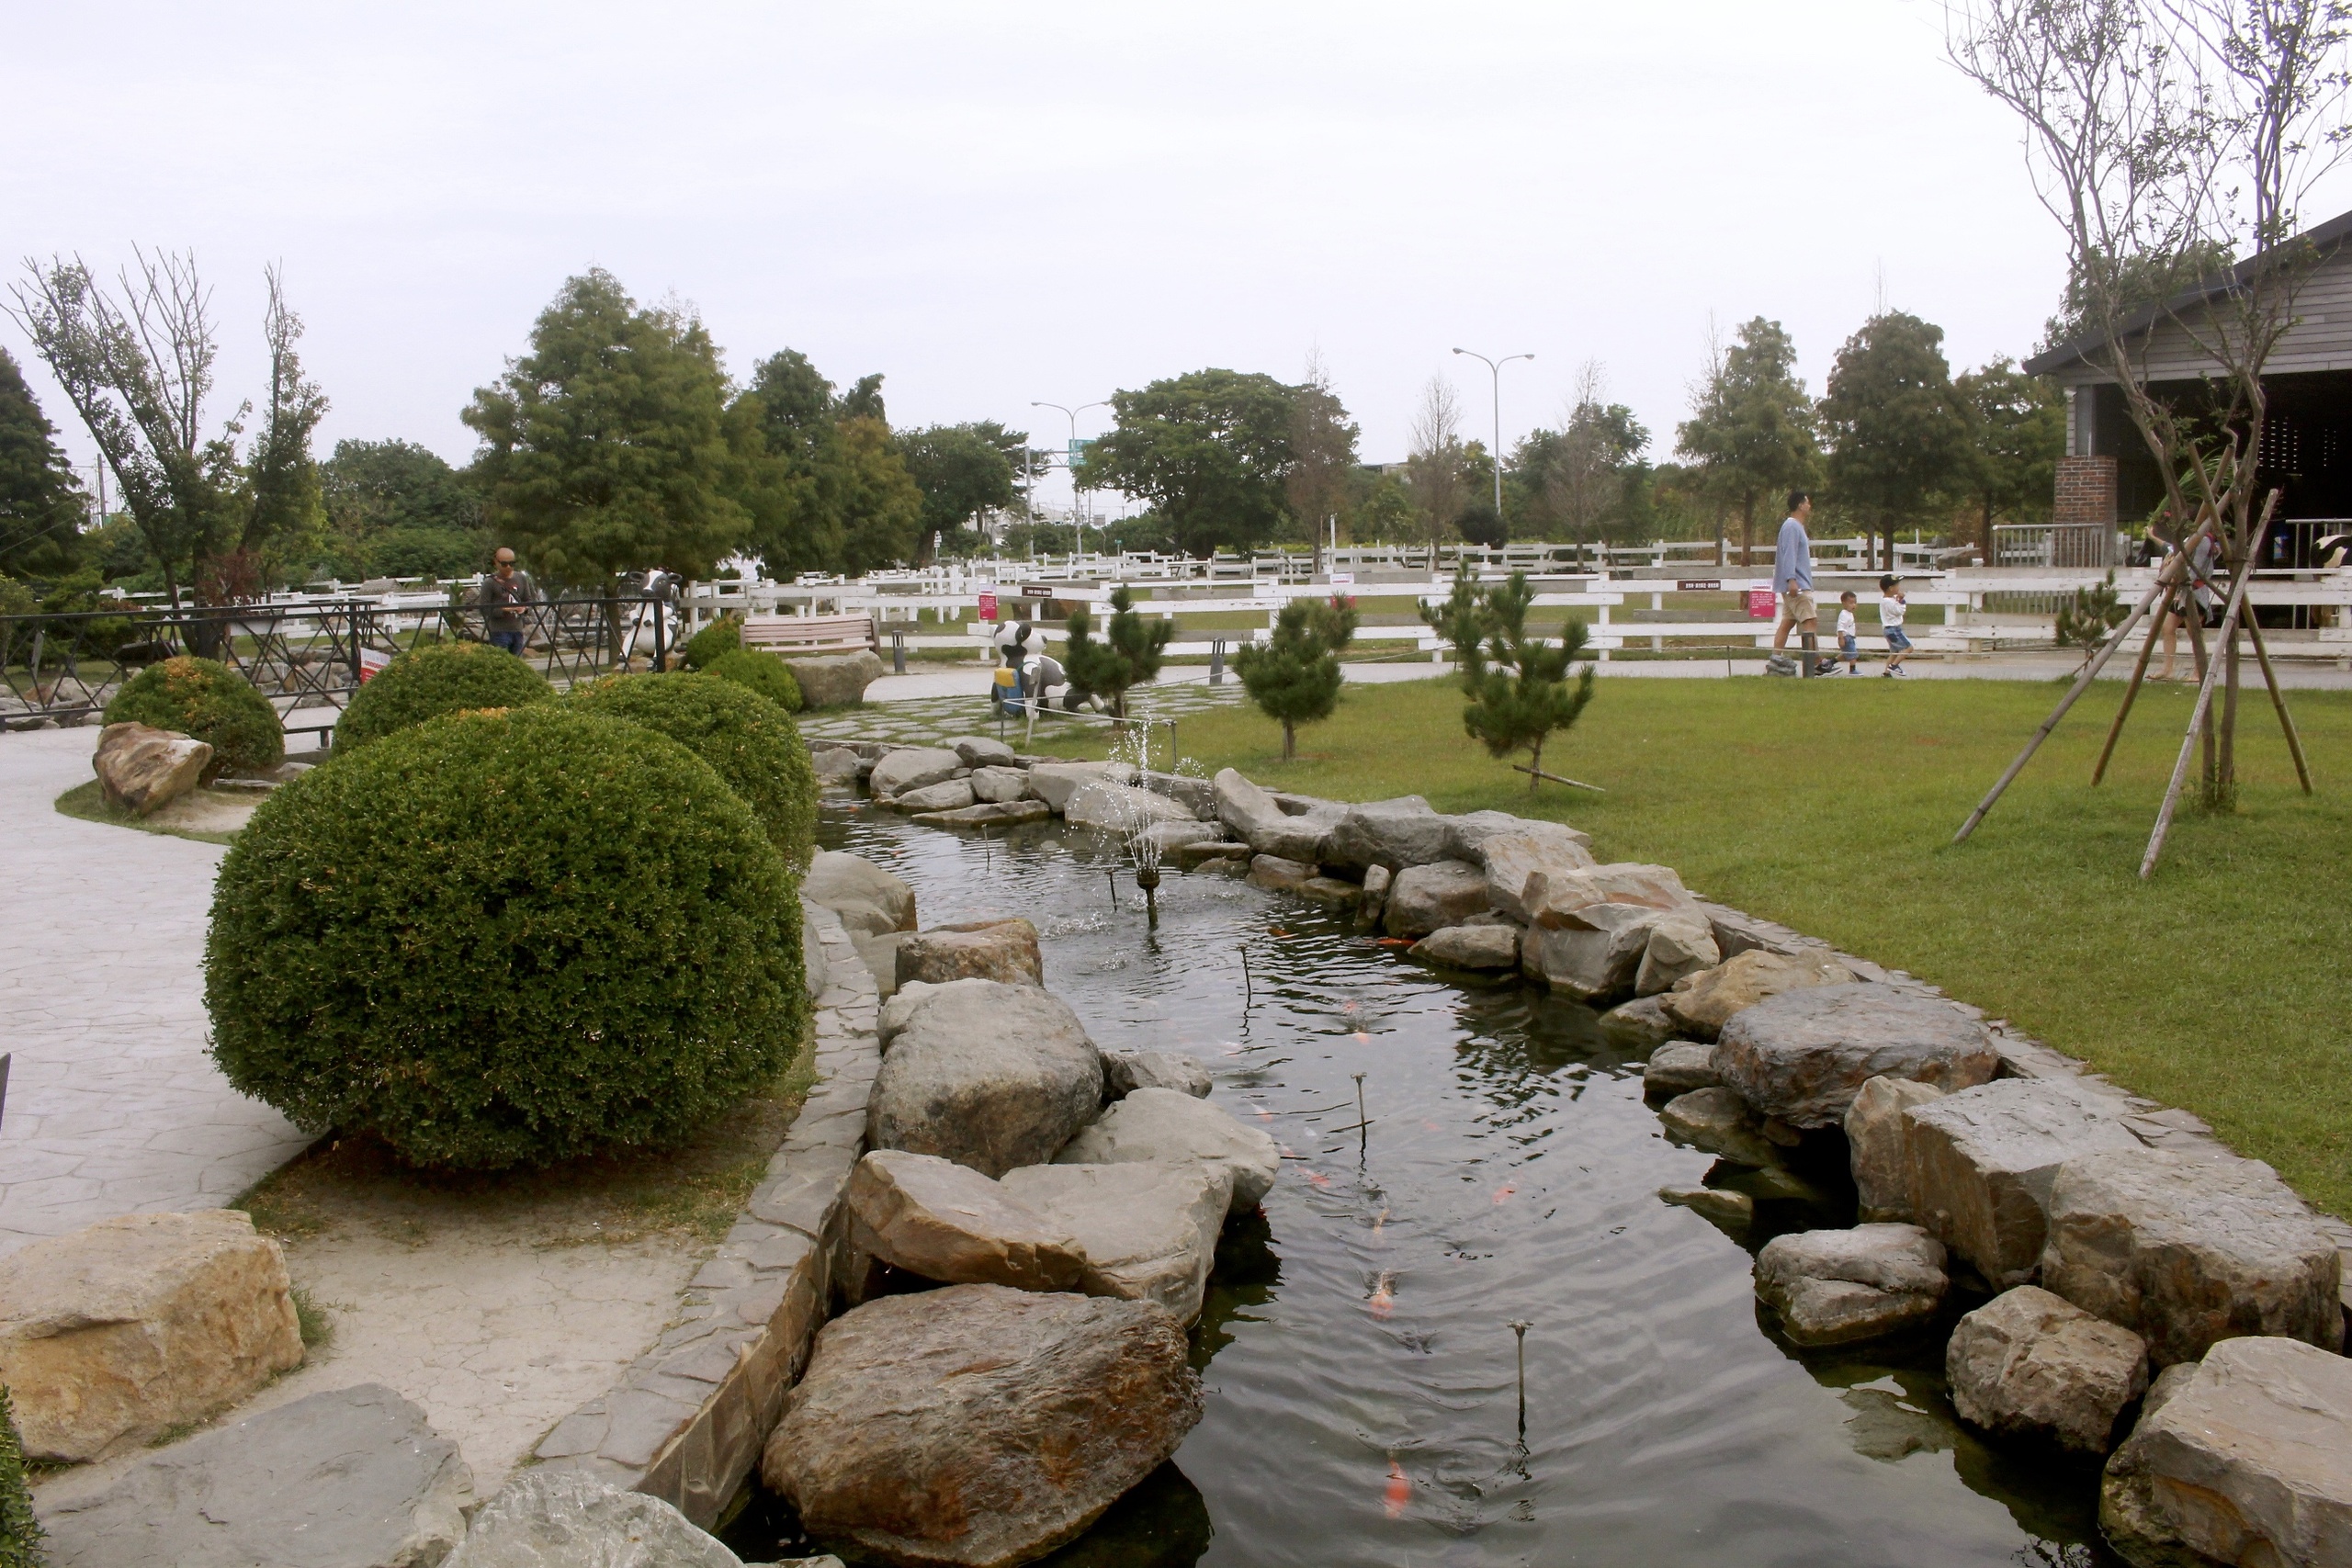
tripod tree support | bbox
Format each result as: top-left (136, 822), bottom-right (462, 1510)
top-left (2092, 583), bottom-right (2175, 786)
top-left (2142, 560), bottom-right (2257, 878)
top-left (2242, 611), bottom-right (2313, 793)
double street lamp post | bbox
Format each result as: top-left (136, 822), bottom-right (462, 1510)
top-left (1452, 347), bottom-right (1533, 520)
top-left (1032, 400), bottom-right (1106, 555)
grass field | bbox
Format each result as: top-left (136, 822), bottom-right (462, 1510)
top-left (1055, 671), bottom-right (2352, 1220)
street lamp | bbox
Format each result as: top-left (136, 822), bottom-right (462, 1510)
top-left (1452, 348), bottom-right (1533, 518)
top-left (1032, 400), bottom-right (1107, 554)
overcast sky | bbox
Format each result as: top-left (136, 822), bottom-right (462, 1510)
top-left (12, 1), bottom-right (2345, 513)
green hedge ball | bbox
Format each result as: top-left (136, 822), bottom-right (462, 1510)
top-left (333, 640), bottom-right (551, 750)
top-left (205, 705), bottom-right (806, 1170)
top-left (565, 671), bottom-right (818, 865)
top-left (103, 655), bottom-right (284, 782)
top-left (703, 647), bottom-right (804, 714)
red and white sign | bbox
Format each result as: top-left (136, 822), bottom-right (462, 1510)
top-left (1745, 589), bottom-right (1778, 620)
top-left (977, 592), bottom-right (999, 622)
top-left (356, 647), bottom-right (394, 682)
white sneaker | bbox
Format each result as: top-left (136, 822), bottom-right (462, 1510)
top-left (1890, 666), bottom-right (1909, 678)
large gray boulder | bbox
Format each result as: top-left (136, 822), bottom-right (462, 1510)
top-left (969, 765), bottom-right (1030, 804)
top-left (1383, 859), bottom-right (1491, 937)
top-left (1444, 807), bottom-right (1590, 862)
top-left (1409, 924), bottom-right (1521, 970)
top-left (948, 734), bottom-right (1019, 769)
top-left (867, 981), bottom-right (1104, 1179)
top-left (1245, 854), bottom-right (1314, 892)
top-left (2100, 1336), bottom-right (2352, 1568)
top-left (93, 722), bottom-right (211, 815)
top-left (1513, 863), bottom-right (1696, 1000)
top-left (1902, 1077), bottom-right (2144, 1288)
top-left (38, 1383), bottom-right (473, 1568)
top-left (803, 850), bottom-right (917, 937)
top-left (1634, 909), bottom-right (1721, 997)
top-left (448, 1466), bottom-right (740, 1567)
top-left (1643, 1042), bottom-right (1721, 1097)
top-left (1844, 1075), bottom-right (1947, 1223)
top-left (1946, 1285), bottom-right (2148, 1455)
top-left (2041, 1147), bottom-right (2344, 1366)
top-left (1028, 761), bottom-right (1137, 814)
top-left (891, 777), bottom-right (977, 814)
top-left (847, 1150), bottom-right (1086, 1292)
top-left (1658, 1087), bottom-right (1784, 1168)
top-left (1322, 796), bottom-right (1450, 871)
top-left (1140, 819), bottom-right (1224, 855)
top-left (762, 1286), bottom-right (1202, 1568)
top-left (1598, 994), bottom-right (1678, 1051)
top-left (1519, 862), bottom-right (1691, 929)
top-left (1065, 781), bottom-right (1197, 834)
top-left (1137, 770), bottom-right (1216, 818)
top-left (1754, 1224), bottom-right (1949, 1347)
top-left (896, 918), bottom-right (1044, 987)
top-left (1713, 984), bottom-right (2000, 1129)
top-left (1519, 906), bottom-right (1658, 1000)
top-left (1056, 1088), bottom-right (1279, 1214)
top-left (868, 746), bottom-right (965, 799)
top-left (1662, 949), bottom-right (1857, 1040)
top-left (785, 649), bottom-right (886, 707)
top-left (912, 801), bottom-right (1052, 829)
top-left (1102, 1050), bottom-right (1213, 1100)
top-left (1461, 819), bottom-right (1596, 920)
top-left (1212, 768), bottom-right (1341, 863)
top-left (1001, 1162), bottom-right (1231, 1324)
top-left (810, 746), bottom-right (863, 786)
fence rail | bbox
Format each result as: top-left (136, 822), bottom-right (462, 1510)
top-left (2, 595), bottom-right (669, 735)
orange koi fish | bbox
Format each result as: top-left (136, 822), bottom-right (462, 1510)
top-left (1492, 1182), bottom-right (1517, 1205)
top-left (1384, 1458), bottom-right (1411, 1518)
top-left (1305, 1168), bottom-right (1332, 1190)
top-left (1369, 1272), bottom-right (1395, 1318)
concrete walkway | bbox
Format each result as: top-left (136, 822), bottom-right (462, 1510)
top-left (0, 728), bottom-right (311, 1258)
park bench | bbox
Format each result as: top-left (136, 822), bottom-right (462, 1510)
top-left (740, 614), bottom-right (877, 658)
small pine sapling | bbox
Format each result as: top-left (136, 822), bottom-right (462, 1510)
top-left (1418, 563), bottom-right (1488, 689)
top-left (1461, 572), bottom-right (1597, 789)
top-left (2053, 569), bottom-right (2129, 673)
top-left (1064, 584), bottom-right (1173, 718)
top-left (1237, 594), bottom-right (1359, 760)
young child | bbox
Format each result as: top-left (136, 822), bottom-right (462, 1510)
top-left (1878, 574), bottom-right (1911, 678)
top-left (1837, 591), bottom-right (1860, 674)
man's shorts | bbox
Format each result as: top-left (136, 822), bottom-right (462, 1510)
top-left (1779, 590), bottom-right (1817, 626)
top-left (1884, 627), bottom-right (1913, 652)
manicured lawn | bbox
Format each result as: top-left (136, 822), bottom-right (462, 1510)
top-left (1069, 672), bottom-right (2352, 1219)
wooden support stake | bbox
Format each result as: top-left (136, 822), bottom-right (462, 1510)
top-left (2141, 545), bottom-right (2259, 879)
top-left (1511, 764), bottom-right (1605, 793)
top-left (2093, 585), bottom-right (2172, 785)
top-left (2241, 613), bottom-right (2313, 792)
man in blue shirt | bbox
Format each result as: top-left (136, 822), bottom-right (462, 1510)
top-left (1767, 491), bottom-right (1834, 677)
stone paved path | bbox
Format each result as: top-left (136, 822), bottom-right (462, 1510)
top-left (0, 728), bottom-right (311, 1258)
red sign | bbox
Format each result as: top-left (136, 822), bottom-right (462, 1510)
top-left (978, 592), bottom-right (998, 622)
top-left (357, 647), bottom-right (393, 682)
top-left (1746, 589), bottom-right (1778, 620)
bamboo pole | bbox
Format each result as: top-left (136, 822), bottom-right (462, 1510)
top-left (2241, 612), bottom-right (2312, 792)
top-left (2141, 548), bottom-right (2260, 879)
top-left (1512, 764), bottom-right (1606, 793)
top-left (2093, 584), bottom-right (2173, 786)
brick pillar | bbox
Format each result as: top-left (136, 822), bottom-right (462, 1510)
top-left (2053, 455), bottom-right (2118, 526)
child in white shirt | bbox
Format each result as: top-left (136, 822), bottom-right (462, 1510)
top-left (1837, 592), bottom-right (1860, 674)
top-left (1878, 575), bottom-right (1910, 677)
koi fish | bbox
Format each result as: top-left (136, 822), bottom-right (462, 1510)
top-left (1305, 1168), bottom-right (1332, 1190)
top-left (1369, 1271), bottom-right (1395, 1318)
top-left (1252, 1105), bottom-right (1274, 1122)
top-left (1384, 1458), bottom-right (1411, 1518)
top-left (1353, 1030), bottom-right (1371, 1043)
top-left (1374, 937), bottom-right (1414, 947)
top-left (1268, 926), bottom-right (1292, 937)
top-left (1372, 1206), bottom-right (1389, 1241)
top-left (1342, 999), bottom-right (1360, 1012)
top-left (1492, 1183), bottom-right (1517, 1205)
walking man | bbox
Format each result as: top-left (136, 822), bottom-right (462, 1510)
top-left (1768, 491), bottom-right (1832, 677)
top-left (481, 547), bottom-right (535, 656)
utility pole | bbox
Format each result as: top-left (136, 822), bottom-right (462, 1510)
top-left (1032, 400), bottom-right (1105, 557)
top-left (1453, 347), bottom-right (1533, 518)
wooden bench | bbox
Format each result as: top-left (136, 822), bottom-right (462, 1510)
top-left (740, 614), bottom-right (876, 658)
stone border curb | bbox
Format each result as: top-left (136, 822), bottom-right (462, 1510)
top-left (530, 903), bottom-right (881, 1528)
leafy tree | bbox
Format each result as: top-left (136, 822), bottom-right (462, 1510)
top-left (826, 416), bottom-right (924, 574)
top-left (224, 273), bottom-right (330, 595)
top-left (1078, 369), bottom-right (1296, 556)
top-left (1955, 357), bottom-right (2064, 559)
top-left (898, 423), bottom-right (1018, 544)
top-left (0, 344), bottom-right (87, 580)
top-left (1676, 317), bottom-right (1816, 566)
top-left (316, 439), bottom-right (484, 580)
top-left (1819, 311), bottom-right (1971, 570)
top-left (729, 350), bottom-right (922, 577)
top-left (462, 269), bottom-right (747, 587)
top-left (1352, 469), bottom-right (1418, 542)
top-left (1237, 594), bottom-right (1358, 760)
top-left (1423, 569), bottom-right (1595, 789)
top-left (1404, 377), bottom-right (1472, 547)
top-left (1064, 584), bottom-right (1171, 717)
top-left (1284, 352), bottom-right (1360, 554)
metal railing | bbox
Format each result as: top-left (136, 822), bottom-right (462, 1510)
top-left (2, 594), bottom-right (670, 735)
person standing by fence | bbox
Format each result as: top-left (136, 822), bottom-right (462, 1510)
top-left (1768, 491), bottom-right (1831, 678)
top-left (480, 548), bottom-right (536, 656)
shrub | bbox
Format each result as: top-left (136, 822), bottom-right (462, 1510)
top-left (566, 671), bottom-right (818, 864)
top-left (703, 647), bottom-right (803, 713)
top-left (333, 640), bottom-right (551, 750)
top-left (0, 1383), bottom-right (40, 1568)
top-left (206, 706), bottom-right (806, 1169)
top-left (103, 655), bottom-right (283, 782)
top-left (681, 613), bottom-right (742, 670)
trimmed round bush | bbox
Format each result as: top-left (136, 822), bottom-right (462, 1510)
top-left (566, 671), bottom-right (818, 864)
top-left (333, 640), bottom-right (551, 750)
top-left (704, 647), bottom-right (804, 713)
top-left (206, 706), bottom-right (807, 1169)
top-left (681, 612), bottom-right (742, 670)
top-left (103, 655), bottom-right (283, 782)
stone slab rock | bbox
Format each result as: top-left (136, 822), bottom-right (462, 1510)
top-left (1470, 822), bottom-right (1599, 921)
top-left (1103, 1050), bottom-right (1213, 1100)
top-left (804, 850), bottom-right (917, 937)
top-left (1410, 924), bottom-right (1521, 969)
top-left (39, 1382), bottom-right (472, 1568)
top-left (94, 722), bottom-right (212, 814)
top-left (1295, 876), bottom-right (1363, 909)
top-left (1056, 1087), bottom-right (1279, 1215)
top-left (1947, 1285), bottom-right (2148, 1454)
top-left (969, 765), bottom-right (1030, 804)
top-left (2041, 1147), bottom-right (2344, 1366)
top-left (762, 1286), bottom-right (1202, 1568)
top-left (1643, 1042), bottom-right (1721, 1096)
top-left (1845, 1076), bottom-right (1947, 1224)
top-left (949, 735), bottom-right (1019, 769)
top-left (1663, 950), bottom-right (1859, 1040)
top-left (1520, 904), bottom-right (1659, 1000)
top-left (1140, 819), bottom-right (1223, 853)
top-left (1713, 983), bottom-right (2000, 1129)
top-left (786, 650), bottom-right (886, 708)
top-left (856, 932), bottom-right (910, 998)
top-left (912, 800), bottom-right (1052, 829)
top-left (1322, 796), bottom-right (1449, 871)
top-left (877, 977), bottom-right (956, 1049)
top-left (1520, 862), bottom-right (1691, 928)
top-left (869, 746), bottom-right (966, 799)
top-left (1754, 1224), bottom-right (1949, 1347)
top-left (1137, 770), bottom-right (1217, 819)
top-left (1172, 840), bottom-right (1250, 869)
top-left (1598, 994), bottom-right (1677, 1051)
top-left (1065, 781), bottom-right (1198, 835)
top-left (449, 1464), bottom-right (741, 1568)
top-left (1246, 854), bottom-right (1314, 892)
top-left (2100, 1336), bottom-right (2352, 1568)
top-left (0, 1210), bottom-right (304, 1462)
top-left (896, 918), bottom-right (1045, 987)
top-left (848, 1150), bottom-right (1086, 1292)
top-left (1443, 807), bottom-right (1586, 862)
top-left (1658, 1087), bottom-right (1784, 1168)
top-left (1905, 1077), bottom-right (2145, 1288)
top-left (1001, 1163), bottom-right (1230, 1324)
top-left (1634, 909), bottom-right (1721, 997)
top-left (1212, 768), bottom-right (1340, 863)
top-left (1660, 1185), bottom-right (1753, 1226)
top-left (811, 746), bottom-right (863, 785)
top-left (1357, 863), bottom-right (1392, 926)
top-left (892, 778), bottom-right (978, 814)
top-left (1384, 859), bottom-right (1491, 937)
top-left (868, 980), bottom-right (1103, 1179)
top-left (1027, 761), bottom-right (1136, 814)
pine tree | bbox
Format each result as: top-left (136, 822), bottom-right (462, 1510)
top-left (2054, 570), bottom-right (2128, 672)
top-left (1064, 585), bottom-right (1171, 718)
top-left (1237, 594), bottom-right (1358, 760)
top-left (0, 345), bottom-right (86, 581)
top-left (1458, 572), bottom-right (1597, 790)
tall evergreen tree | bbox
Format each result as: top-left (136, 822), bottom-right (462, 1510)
top-left (898, 423), bottom-right (1019, 546)
top-left (1675, 318), bottom-right (1816, 566)
top-left (1818, 311), bottom-right (1971, 570)
top-left (1237, 594), bottom-right (1358, 760)
top-left (0, 344), bottom-right (87, 579)
top-left (729, 350), bottom-right (922, 577)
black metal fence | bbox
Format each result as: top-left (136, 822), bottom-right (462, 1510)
top-left (2, 594), bottom-right (671, 737)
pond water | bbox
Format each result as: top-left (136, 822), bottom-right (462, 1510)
top-left (721, 803), bottom-right (2117, 1568)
